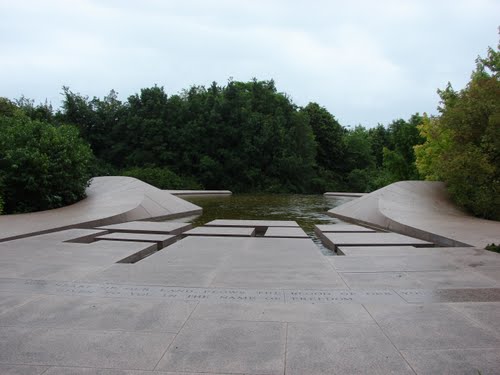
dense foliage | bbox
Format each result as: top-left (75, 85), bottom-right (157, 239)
top-left (3, 41), bottom-right (498, 220)
top-left (122, 166), bottom-right (201, 190)
top-left (415, 43), bottom-right (500, 220)
top-left (51, 80), bottom-right (424, 194)
top-left (0, 98), bottom-right (93, 214)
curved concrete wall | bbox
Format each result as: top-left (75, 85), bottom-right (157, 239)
top-left (328, 181), bottom-right (500, 248)
top-left (0, 176), bottom-right (202, 242)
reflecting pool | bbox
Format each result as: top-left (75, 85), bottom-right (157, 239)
top-left (182, 194), bottom-right (354, 255)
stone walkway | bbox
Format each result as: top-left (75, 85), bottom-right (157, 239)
top-left (0, 218), bottom-right (499, 374)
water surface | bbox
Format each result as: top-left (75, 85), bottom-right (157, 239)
top-left (182, 194), bottom-right (353, 255)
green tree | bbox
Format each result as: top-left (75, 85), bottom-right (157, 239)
top-left (415, 42), bottom-right (500, 219)
top-left (122, 166), bottom-right (201, 189)
top-left (0, 106), bottom-right (93, 214)
top-left (301, 102), bottom-right (345, 172)
top-left (381, 114), bottom-right (424, 183)
top-left (343, 125), bottom-right (375, 171)
top-left (368, 124), bottom-right (389, 168)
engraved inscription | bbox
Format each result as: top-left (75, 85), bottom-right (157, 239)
top-left (7, 278), bottom-right (496, 304)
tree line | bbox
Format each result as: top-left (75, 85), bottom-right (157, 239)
top-left (20, 79), bottom-right (424, 192)
top-left (0, 40), bottom-right (497, 220)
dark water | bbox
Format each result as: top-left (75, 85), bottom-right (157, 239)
top-left (181, 194), bottom-right (354, 255)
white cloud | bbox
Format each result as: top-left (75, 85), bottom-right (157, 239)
top-left (1, 0), bottom-right (498, 126)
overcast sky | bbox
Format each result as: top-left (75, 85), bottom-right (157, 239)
top-left (1, 0), bottom-right (498, 127)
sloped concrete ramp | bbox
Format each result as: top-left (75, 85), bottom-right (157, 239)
top-left (329, 180), bottom-right (500, 248)
top-left (0, 176), bottom-right (201, 242)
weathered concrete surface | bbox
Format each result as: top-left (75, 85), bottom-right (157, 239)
top-left (156, 319), bottom-right (286, 374)
top-left (328, 180), bottom-right (500, 248)
top-left (0, 229), bottom-right (159, 280)
top-left (314, 223), bottom-right (377, 233)
top-left (0, 177), bottom-right (201, 242)
top-left (264, 227), bottom-right (309, 238)
top-left (337, 245), bottom-right (426, 256)
top-left (1, 218), bottom-right (500, 374)
top-left (165, 189), bottom-right (232, 197)
top-left (95, 232), bottom-right (177, 249)
top-left (97, 221), bottom-right (192, 235)
top-left (320, 231), bottom-right (433, 250)
top-left (184, 226), bottom-right (256, 237)
top-left (324, 192), bottom-right (366, 197)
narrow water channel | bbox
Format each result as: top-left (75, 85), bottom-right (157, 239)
top-left (181, 194), bottom-right (354, 255)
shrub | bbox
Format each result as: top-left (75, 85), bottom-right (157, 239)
top-left (415, 43), bottom-right (500, 220)
top-left (0, 110), bottom-right (93, 214)
top-left (485, 243), bottom-right (500, 253)
top-left (122, 166), bottom-right (202, 190)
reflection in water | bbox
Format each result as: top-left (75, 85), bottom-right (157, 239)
top-left (181, 194), bottom-right (354, 255)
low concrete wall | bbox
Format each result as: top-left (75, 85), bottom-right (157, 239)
top-left (324, 192), bottom-right (366, 198)
top-left (328, 181), bottom-right (500, 248)
top-left (165, 190), bottom-right (232, 197)
top-left (0, 176), bottom-right (202, 242)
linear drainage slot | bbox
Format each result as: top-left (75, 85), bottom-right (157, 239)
top-left (116, 243), bottom-right (159, 264)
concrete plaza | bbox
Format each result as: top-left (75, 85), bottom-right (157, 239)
top-left (0, 178), bottom-right (499, 374)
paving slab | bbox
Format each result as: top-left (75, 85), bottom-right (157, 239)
top-left (156, 319), bottom-right (286, 374)
top-left (0, 261), bottom-right (111, 282)
top-left (264, 226), bottom-right (309, 238)
top-left (337, 245), bottom-right (428, 256)
top-left (475, 268), bottom-right (500, 283)
top-left (191, 302), bottom-right (374, 323)
top-left (0, 295), bottom-right (197, 333)
top-left (314, 223), bottom-right (376, 233)
top-left (0, 244), bottom-right (157, 266)
top-left (397, 288), bottom-right (500, 303)
top-left (183, 226), bottom-right (256, 237)
top-left (286, 322), bottom-right (414, 375)
top-left (0, 364), bottom-right (48, 375)
top-left (205, 219), bottom-right (299, 227)
top-left (210, 264), bottom-right (346, 289)
top-left (64, 229), bottom-right (109, 243)
top-left (401, 348), bottom-right (500, 375)
top-left (17, 228), bottom-right (109, 244)
top-left (0, 230), bottom-right (161, 271)
top-left (0, 293), bottom-right (41, 314)
top-left (329, 254), bottom-right (460, 272)
top-left (446, 249), bottom-right (500, 270)
top-left (321, 232), bottom-right (433, 249)
top-left (95, 232), bottom-right (176, 249)
top-left (338, 246), bottom-right (482, 257)
top-left (96, 221), bottom-right (192, 235)
top-left (0, 326), bottom-right (175, 369)
top-left (82, 235), bottom-right (344, 288)
top-left (86, 264), bottom-right (218, 287)
top-left (137, 235), bottom-right (333, 274)
top-left (341, 270), bottom-right (499, 289)
top-left (449, 302), bottom-right (500, 335)
top-left (365, 303), bottom-right (500, 350)
top-left (43, 368), bottom-right (231, 375)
